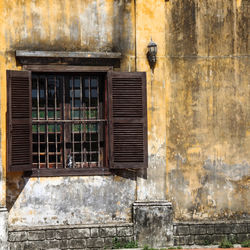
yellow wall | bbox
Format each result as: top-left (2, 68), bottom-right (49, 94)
top-left (165, 0), bottom-right (250, 220)
top-left (0, 0), bottom-right (249, 224)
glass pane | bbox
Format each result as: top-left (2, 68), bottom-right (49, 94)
top-left (48, 124), bottom-right (55, 132)
top-left (75, 89), bottom-right (80, 98)
top-left (74, 98), bottom-right (80, 107)
top-left (92, 153), bottom-right (98, 162)
top-left (32, 125), bottom-right (38, 133)
top-left (49, 134), bottom-right (55, 142)
top-left (48, 110), bottom-right (54, 119)
top-left (32, 134), bottom-right (38, 142)
top-left (56, 124), bottom-right (61, 132)
top-left (56, 77), bottom-right (62, 106)
top-left (48, 76), bottom-right (55, 108)
top-left (90, 109), bottom-right (97, 118)
top-left (56, 110), bottom-right (61, 119)
top-left (33, 155), bottom-right (38, 163)
top-left (91, 133), bottom-right (98, 141)
top-left (39, 125), bottom-right (45, 133)
top-left (85, 142), bottom-right (90, 151)
top-left (72, 110), bottom-right (80, 119)
top-left (91, 89), bottom-right (97, 98)
top-left (74, 77), bottom-right (80, 89)
top-left (73, 124), bottom-right (81, 132)
top-left (74, 134), bottom-right (81, 141)
top-left (39, 110), bottom-right (45, 119)
top-left (75, 154), bottom-right (81, 162)
top-left (40, 155), bottom-right (45, 163)
top-left (84, 77), bottom-right (89, 88)
top-left (49, 155), bottom-right (56, 162)
top-left (84, 89), bottom-right (89, 98)
top-left (32, 78), bottom-right (37, 108)
top-left (32, 111), bottom-right (37, 119)
top-left (40, 134), bottom-right (45, 142)
top-left (33, 144), bottom-right (38, 152)
top-left (75, 143), bottom-right (81, 152)
top-left (91, 78), bottom-right (98, 88)
top-left (39, 77), bottom-right (45, 107)
top-left (91, 142), bottom-right (98, 151)
top-left (40, 144), bottom-right (46, 152)
top-left (87, 123), bottom-right (97, 132)
top-left (49, 144), bottom-right (56, 152)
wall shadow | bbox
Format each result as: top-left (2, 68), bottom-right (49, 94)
top-left (6, 172), bottom-right (29, 211)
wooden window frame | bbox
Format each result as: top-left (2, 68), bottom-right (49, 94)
top-left (26, 65), bottom-right (112, 177)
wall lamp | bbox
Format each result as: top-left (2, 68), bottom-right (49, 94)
top-left (147, 38), bottom-right (157, 70)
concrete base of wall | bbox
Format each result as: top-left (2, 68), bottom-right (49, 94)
top-left (173, 221), bottom-right (250, 246)
top-left (8, 223), bottom-right (134, 250)
top-left (133, 201), bottom-right (173, 248)
top-left (0, 207), bottom-right (8, 250)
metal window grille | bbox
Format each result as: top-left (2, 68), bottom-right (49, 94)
top-left (31, 73), bottom-right (106, 169)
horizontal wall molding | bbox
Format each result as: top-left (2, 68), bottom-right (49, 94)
top-left (16, 50), bottom-right (122, 68)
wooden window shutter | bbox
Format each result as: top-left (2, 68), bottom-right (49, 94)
top-left (108, 71), bottom-right (148, 169)
top-left (7, 70), bottom-right (32, 171)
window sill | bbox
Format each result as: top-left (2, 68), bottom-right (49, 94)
top-left (24, 168), bottom-right (112, 177)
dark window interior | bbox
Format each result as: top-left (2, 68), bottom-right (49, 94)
top-left (31, 73), bottom-right (106, 169)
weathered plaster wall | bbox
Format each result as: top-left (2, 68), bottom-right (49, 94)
top-left (0, 0), bottom-right (139, 227)
top-left (1, 0), bottom-right (249, 230)
top-left (8, 175), bottom-right (136, 226)
top-left (165, 0), bottom-right (250, 221)
top-left (135, 0), bottom-right (167, 201)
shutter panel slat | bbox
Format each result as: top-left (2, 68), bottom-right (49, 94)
top-left (108, 71), bottom-right (148, 169)
top-left (7, 70), bottom-right (32, 172)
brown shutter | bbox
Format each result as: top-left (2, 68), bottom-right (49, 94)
top-left (7, 70), bottom-right (32, 171)
top-left (108, 71), bottom-right (148, 169)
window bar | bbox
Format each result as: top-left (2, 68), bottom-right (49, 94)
top-left (71, 76), bottom-right (75, 168)
top-left (36, 76), bottom-right (40, 168)
top-left (97, 77), bottom-right (100, 167)
top-left (80, 76), bottom-right (83, 167)
top-left (88, 76), bottom-right (91, 165)
top-left (105, 78), bottom-right (108, 168)
top-left (45, 76), bottom-right (49, 168)
top-left (54, 76), bottom-right (58, 168)
top-left (63, 76), bottom-right (66, 168)
top-left (54, 76), bottom-right (58, 169)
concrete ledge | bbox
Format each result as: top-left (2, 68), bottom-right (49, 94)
top-left (16, 50), bottom-right (122, 59)
top-left (16, 50), bottom-right (122, 67)
top-left (133, 200), bottom-right (172, 207)
top-left (174, 220), bottom-right (250, 225)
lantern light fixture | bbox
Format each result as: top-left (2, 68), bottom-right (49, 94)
top-left (147, 38), bottom-right (157, 70)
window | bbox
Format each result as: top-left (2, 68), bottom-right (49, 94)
top-left (32, 73), bottom-right (106, 169)
top-left (7, 69), bottom-right (148, 176)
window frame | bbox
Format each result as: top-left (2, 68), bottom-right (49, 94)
top-left (22, 66), bottom-right (112, 177)
top-left (7, 65), bottom-right (148, 177)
